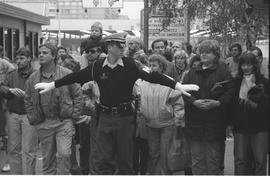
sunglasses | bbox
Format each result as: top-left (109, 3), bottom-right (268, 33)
top-left (113, 42), bottom-right (126, 49)
top-left (85, 49), bottom-right (100, 54)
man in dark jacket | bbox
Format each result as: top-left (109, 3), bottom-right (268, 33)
top-left (24, 43), bottom-right (85, 175)
top-left (0, 48), bottom-right (37, 174)
top-left (182, 40), bottom-right (234, 175)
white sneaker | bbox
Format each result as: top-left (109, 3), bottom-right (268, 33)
top-left (1, 163), bottom-right (10, 172)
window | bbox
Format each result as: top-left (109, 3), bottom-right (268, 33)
top-left (26, 31), bottom-right (33, 58)
top-left (12, 29), bottom-right (19, 59)
top-left (49, 9), bottom-right (56, 12)
top-left (4, 28), bottom-right (12, 60)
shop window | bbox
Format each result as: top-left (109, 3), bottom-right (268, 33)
top-left (26, 31), bottom-right (33, 58)
top-left (12, 29), bottom-right (19, 59)
top-left (4, 28), bottom-right (12, 61)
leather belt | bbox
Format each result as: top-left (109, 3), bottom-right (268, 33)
top-left (98, 102), bottom-right (133, 115)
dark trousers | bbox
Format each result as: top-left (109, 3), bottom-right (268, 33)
top-left (89, 117), bottom-right (99, 174)
top-left (79, 122), bottom-right (90, 175)
top-left (133, 136), bottom-right (149, 175)
top-left (95, 113), bottom-right (135, 174)
top-left (234, 132), bottom-right (268, 175)
top-left (189, 139), bottom-right (224, 175)
top-left (0, 106), bottom-right (6, 137)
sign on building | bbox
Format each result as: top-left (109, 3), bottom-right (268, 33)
top-left (141, 8), bottom-right (188, 48)
top-left (148, 17), bottom-right (187, 45)
top-left (82, 0), bottom-right (123, 8)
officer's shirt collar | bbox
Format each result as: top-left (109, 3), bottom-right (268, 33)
top-left (102, 58), bottom-right (124, 69)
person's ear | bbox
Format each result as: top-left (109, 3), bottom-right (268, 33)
top-left (107, 45), bottom-right (112, 51)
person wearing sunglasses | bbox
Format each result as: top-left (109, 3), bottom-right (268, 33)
top-left (34, 32), bottom-right (199, 174)
top-left (78, 39), bottom-right (103, 174)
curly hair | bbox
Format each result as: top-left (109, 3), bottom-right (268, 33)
top-left (148, 54), bottom-right (167, 73)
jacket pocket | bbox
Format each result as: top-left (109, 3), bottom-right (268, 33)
top-left (27, 104), bottom-right (46, 125)
top-left (60, 99), bottom-right (73, 119)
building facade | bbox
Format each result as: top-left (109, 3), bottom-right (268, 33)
top-left (2, 0), bottom-right (124, 19)
top-left (0, 2), bottom-right (49, 61)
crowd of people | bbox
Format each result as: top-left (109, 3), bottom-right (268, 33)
top-left (0, 21), bottom-right (269, 175)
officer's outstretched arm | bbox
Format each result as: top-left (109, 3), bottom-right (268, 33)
top-left (175, 82), bottom-right (199, 97)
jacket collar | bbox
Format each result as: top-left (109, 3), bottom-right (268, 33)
top-left (102, 58), bottom-right (124, 69)
top-left (196, 62), bottom-right (218, 71)
top-left (40, 64), bottom-right (57, 79)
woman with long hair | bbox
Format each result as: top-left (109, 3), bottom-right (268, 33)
top-left (232, 52), bottom-right (269, 175)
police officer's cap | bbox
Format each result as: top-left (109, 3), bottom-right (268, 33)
top-left (103, 32), bottom-right (127, 43)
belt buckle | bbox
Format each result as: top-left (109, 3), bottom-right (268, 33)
top-left (111, 107), bottom-right (118, 115)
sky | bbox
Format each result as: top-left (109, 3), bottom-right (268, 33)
top-left (121, 1), bottom-right (144, 19)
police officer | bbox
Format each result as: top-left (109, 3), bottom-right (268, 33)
top-left (34, 33), bottom-right (199, 174)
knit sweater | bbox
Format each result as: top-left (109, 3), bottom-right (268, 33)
top-left (55, 57), bottom-right (177, 106)
top-left (139, 81), bottom-right (185, 128)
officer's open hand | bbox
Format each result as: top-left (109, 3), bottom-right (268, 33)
top-left (35, 82), bottom-right (55, 94)
top-left (175, 83), bottom-right (199, 96)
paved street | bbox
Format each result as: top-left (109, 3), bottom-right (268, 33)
top-left (0, 139), bottom-right (235, 175)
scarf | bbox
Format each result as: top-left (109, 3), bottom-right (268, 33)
top-left (239, 74), bottom-right (256, 100)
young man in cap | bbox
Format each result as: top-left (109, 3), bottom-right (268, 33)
top-left (34, 32), bottom-right (199, 174)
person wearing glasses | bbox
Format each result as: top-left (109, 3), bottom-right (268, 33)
top-left (78, 39), bottom-right (103, 174)
top-left (34, 32), bottom-right (199, 174)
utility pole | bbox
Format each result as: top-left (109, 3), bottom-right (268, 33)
top-left (143, 0), bottom-right (149, 52)
top-left (57, 1), bottom-right (61, 46)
